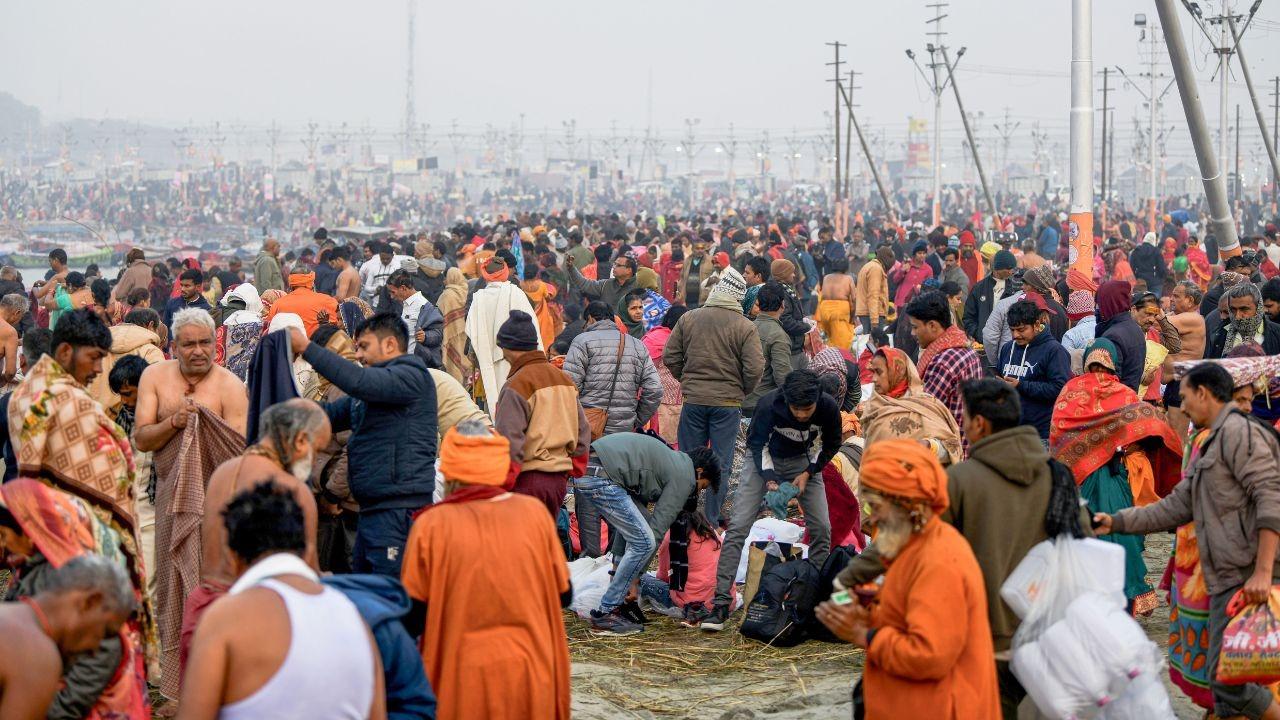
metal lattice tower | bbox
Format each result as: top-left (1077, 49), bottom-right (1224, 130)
top-left (404, 0), bottom-right (417, 156)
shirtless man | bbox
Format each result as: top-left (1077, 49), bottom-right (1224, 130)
top-left (178, 399), bottom-right (325, 672)
top-left (179, 483), bottom-right (385, 720)
top-left (0, 293), bottom-right (28, 385)
top-left (133, 307), bottom-right (248, 454)
top-left (329, 245), bottom-right (361, 301)
top-left (0, 556), bottom-right (135, 720)
top-left (32, 248), bottom-right (70, 304)
top-left (817, 256), bottom-right (857, 351)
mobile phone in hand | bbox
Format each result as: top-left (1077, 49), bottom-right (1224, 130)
top-left (830, 590), bottom-right (854, 605)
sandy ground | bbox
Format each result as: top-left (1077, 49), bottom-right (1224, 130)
top-left (570, 531), bottom-right (1204, 719)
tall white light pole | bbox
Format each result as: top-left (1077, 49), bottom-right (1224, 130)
top-left (1068, 0), bottom-right (1094, 286)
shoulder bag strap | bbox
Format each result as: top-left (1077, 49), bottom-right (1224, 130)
top-left (604, 332), bottom-right (626, 407)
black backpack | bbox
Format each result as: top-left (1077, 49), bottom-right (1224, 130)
top-left (740, 559), bottom-right (821, 647)
top-left (806, 545), bottom-right (862, 643)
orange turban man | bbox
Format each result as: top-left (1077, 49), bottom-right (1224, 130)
top-left (264, 269), bottom-right (339, 336)
top-left (401, 419), bottom-right (572, 720)
top-left (816, 440), bottom-right (999, 720)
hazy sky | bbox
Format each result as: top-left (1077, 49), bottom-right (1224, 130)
top-left (6, 0), bottom-right (1280, 173)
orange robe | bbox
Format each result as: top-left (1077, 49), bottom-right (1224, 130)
top-left (401, 493), bottom-right (571, 720)
top-left (265, 287), bottom-right (340, 336)
top-left (522, 280), bottom-right (562, 347)
top-left (864, 516), bottom-right (1000, 720)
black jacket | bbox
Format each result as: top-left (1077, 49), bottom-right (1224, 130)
top-left (1097, 311), bottom-right (1146, 392)
top-left (304, 344), bottom-right (438, 511)
top-left (1207, 318), bottom-right (1280, 359)
top-left (779, 285), bottom-right (810, 354)
top-left (747, 390), bottom-right (842, 482)
top-left (963, 274), bottom-right (1018, 341)
top-left (1129, 243), bottom-right (1167, 292)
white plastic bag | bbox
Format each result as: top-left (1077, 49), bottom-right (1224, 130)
top-left (733, 518), bottom-right (805, 584)
top-left (1004, 537), bottom-right (1127, 647)
top-left (1099, 672), bottom-right (1176, 720)
top-left (1065, 592), bottom-right (1159, 693)
top-left (1041, 621), bottom-right (1115, 710)
top-left (1010, 640), bottom-right (1078, 719)
top-left (568, 555), bottom-right (613, 619)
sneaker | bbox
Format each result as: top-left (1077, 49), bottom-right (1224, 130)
top-left (643, 597), bottom-right (685, 619)
top-left (617, 600), bottom-right (650, 625)
top-left (589, 609), bottom-right (644, 636)
top-left (680, 602), bottom-right (711, 628)
top-left (699, 603), bottom-right (731, 631)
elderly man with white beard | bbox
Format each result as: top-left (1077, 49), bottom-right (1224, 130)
top-left (176, 399), bottom-right (325, 680)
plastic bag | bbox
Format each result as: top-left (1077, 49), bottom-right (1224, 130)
top-left (1218, 586), bottom-right (1280, 685)
top-left (734, 518), bottom-right (805, 584)
top-left (1010, 640), bottom-right (1078, 718)
top-left (1065, 592), bottom-right (1158, 693)
top-left (567, 555), bottom-right (613, 619)
top-left (1099, 672), bottom-right (1176, 720)
top-left (1040, 621), bottom-right (1115, 710)
top-left (1004, 537), bottom-right (1127, 647)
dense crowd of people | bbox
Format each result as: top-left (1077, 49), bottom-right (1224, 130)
top-left (1, 192), bottom-right (1280, 720)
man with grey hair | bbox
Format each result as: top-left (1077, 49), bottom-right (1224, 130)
top-left (134, 308), bottom-right (247, 454)
top-left (1208, 282), bottom-right (1280, 358)
top-left (179, 398), bottom-right (325, 680)
top-left (0, 292), bottom-right (28, 385)
top-left (0, 555), bottom-right (136, 720)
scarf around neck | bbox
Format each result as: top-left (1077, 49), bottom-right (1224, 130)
top-left (916, 324), bottom-right (970, 377)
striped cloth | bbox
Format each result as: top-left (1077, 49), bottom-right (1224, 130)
top-left (153, 405), bottom-right (244, 700)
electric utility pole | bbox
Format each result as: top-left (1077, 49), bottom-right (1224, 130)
top-left (993, 107), bottom-right (1020, 193)
top-left (940, 43), bottom-right (996, 219)
top-left (403, 0), bottom-right (417, 157)
top-left (836, 72), bottom-right (895, 215)
top-left (1154, 0), bottom-right (1240, 256)
top-left (1224, 11), bottom-right (1280, 214)
top-left (906, 2), bottom-right (949, 226)
top-left (826, 41), bottom-right (845, 225)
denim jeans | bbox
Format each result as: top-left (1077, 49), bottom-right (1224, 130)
top-left (677, 404), bottom-right (740, 526)
top-left (638, 574), bottom-right (674, 609)
top-left (571, 475), bottom-right (656, 613)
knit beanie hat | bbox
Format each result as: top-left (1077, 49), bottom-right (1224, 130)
top-left (993, 250), bottom-right (1018, 271)
top-left (709, 267), bottom-right (748, 304)
top-left (1067, 290), bottom-right (1095, 321)
top-left (495, 310), bottom-right (539, 351)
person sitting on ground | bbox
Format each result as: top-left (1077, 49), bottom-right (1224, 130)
top-left (640, 504), bottom-right (739, 627)
top-left (577, 431), bottom-right (722, 636)
top-left (180, 482), bottom-right (386, 719)
top-left (0, 556), bottom-right (137, 720)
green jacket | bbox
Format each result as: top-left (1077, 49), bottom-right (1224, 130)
top-left (253, 251), bottom-right (285, 293)
top-left (592, 432), bottom-right (696, 549)
top-left (744, 314), bottom-right (794, 414)
top-left (663, 299), bottom-right (764, 407)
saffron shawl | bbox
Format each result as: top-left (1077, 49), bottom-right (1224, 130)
top-left (1050, 341), bottom-right (1182, 495)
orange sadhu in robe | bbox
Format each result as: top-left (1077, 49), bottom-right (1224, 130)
top-left (522, 279), bottom-right (562, 348)
top-left (863, 515), bottom-right (1001, 720)
top-left (401, 493), bottom-right (571, 720)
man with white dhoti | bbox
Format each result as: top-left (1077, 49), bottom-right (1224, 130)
top-left (466, 255), bottom-right (542, 414)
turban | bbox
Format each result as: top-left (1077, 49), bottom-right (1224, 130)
top-left (287, 273), bottom-right (314, 290)
top-left (980, 241), bottom-right (1002, 260)
top-left (860, 439), bottom-right (949, 513)
top-left (1066, 290), bottom-right (1095, 321)
top-left (438, 427), bottom-right (510, 487)
top-left (479, 258), bottom-right (510, 283)
top-left (1066, 267), bottom-right (1097, 293)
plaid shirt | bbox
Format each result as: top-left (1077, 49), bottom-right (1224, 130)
top-left (920, 347), bottom-right (984, 458)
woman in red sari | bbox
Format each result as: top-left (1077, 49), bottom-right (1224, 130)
top-left (1051, 338), bottom-right (1182, 615)
top-left (1185, 238), bottom-right (1212, 292)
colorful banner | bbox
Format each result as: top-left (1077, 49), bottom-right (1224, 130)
top-left (1067, 211), bottom-right (1093, 288)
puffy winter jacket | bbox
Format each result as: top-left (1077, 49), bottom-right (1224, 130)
top-left (563, 319), bottom-right (662, 435)
top-left (304, 343), bottom-right (438, 511)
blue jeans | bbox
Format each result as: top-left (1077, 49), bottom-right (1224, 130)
top-left (677, 404), bottom-right (740, 526)
top-left (352, 507), bottom-right (416, 577)
top-left (638, 574), bottom-right (674, 609)
top-left (571, 475), bottom-right (656, 614)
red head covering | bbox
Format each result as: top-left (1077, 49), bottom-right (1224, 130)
top-left (1096, 280), bottom-right (1132, 322)
top-left (875, 347), bottom-right (912, 399)
top-left (959, 230), bottom-right (976, 247)
top-left (713, 251), bottom-right (730, 269)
